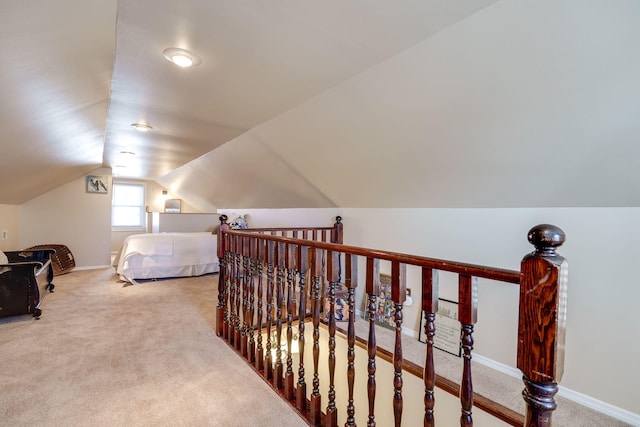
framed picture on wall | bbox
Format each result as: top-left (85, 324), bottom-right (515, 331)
top-left (86, 175), bottom-right (110, 194)
top-left (164, 199), bottom-right (182, 213)
top-left (363, 273), bottom-right (396, 330)
top-left (418, 298), bottom-right (461, 357)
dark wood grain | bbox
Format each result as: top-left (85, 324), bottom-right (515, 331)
top-left (225, 229), bottom-right (520, 284)
top-left (422, 266), bottom-right (439, 427)
top-left (366, 257), bottom-right (379, 427)
top-left (264, 241), bottom-right (275, 381)
top-left (310, 248), bottom-right (322, 426)
top-left (518, 224), bottom-right (567, 427)
top-left (296, 245), bottom-right (308, 412)
top-left (217, 221), bottom-right (565, 427)
top-left (345, 254), bottom-right (357, 427)
top-left (325, 251), bottom-right (339, 427)
top-left (284, 242), bottom-right (295, 400)
top-left (274, 242), bottom-right (285, 389)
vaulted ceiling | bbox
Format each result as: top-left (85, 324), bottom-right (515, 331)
top-left (1, 1), bottom-right (638, 208)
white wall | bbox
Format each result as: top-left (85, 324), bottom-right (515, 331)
top-left (0, 204), bottom-right (20, 251)
top-left (221, 207), bottom-right (640, 417)
top-left (20, 168), bottom-right (113, 268)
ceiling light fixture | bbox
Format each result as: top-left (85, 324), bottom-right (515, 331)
top-left (131, 122), bottom-right (153, 132)
top-left (163, 47), bottom-right (202, 68)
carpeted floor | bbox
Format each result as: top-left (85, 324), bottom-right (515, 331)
top-left (1, 268), bottom-right (630, 426)
top-left (361, 317), bottom-right (632, 427)
top-left (0, 268), bottom-right (307, 427)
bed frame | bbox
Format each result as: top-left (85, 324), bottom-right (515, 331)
top-left (216, 216), bottom-right (567, 427)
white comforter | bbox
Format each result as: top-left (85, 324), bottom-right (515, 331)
top-left (113, 232), bottom-right (219, 283)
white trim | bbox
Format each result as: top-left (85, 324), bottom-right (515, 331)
top-left (356, 308), bottom-right (640, 424)
top-left (472, 353), bottom-right (521, 379)
top-left (555, 386), bottom-right (640, 426)
top-left (472, 354), bottom-right (640, 426)
top-left (73, 265), bottom-right (112, 271)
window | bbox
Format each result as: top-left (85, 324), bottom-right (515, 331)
top-left (112, 182), bottom-right (146, 229)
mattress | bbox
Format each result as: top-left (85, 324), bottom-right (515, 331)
top-left (113, 232), bottom-right (219, 283)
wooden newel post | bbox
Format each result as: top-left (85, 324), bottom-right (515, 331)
top-left (216, 215), bottom-right (229, 337)
top-left (332, 216), bottom-right (343, 244)
top-left (517, 224), bottom-right (568, 427)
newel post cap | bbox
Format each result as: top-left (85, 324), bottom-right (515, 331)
top-left (527, 224), bottom-right (565, 255)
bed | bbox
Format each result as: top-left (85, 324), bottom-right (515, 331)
top-left (113, 232), bottom-right (219, 284)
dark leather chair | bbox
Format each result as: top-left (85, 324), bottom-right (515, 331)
top-left (0, 249), bottom-right (55, 319)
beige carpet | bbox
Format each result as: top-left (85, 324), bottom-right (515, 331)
top-left (359, 321), bottom-right (632, 427)
top-left (1, 268), bottom-right (630, 426)
top-left (0, 268), bottom-right (307, 427)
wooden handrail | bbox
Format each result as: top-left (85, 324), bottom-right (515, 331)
top-left (223, 227), bottom-right (520, 285)
top-left (215, 218), bottom-right (566, 427)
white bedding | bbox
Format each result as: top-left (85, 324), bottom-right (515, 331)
top-left (113, 232), bottom-right (219, 283)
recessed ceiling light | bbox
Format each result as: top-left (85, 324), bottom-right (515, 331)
top-left (131, 122), bottom-right (153, 132)
top-left (163, 47), bottom-right (202, 68)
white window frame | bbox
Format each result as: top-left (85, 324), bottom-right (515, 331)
top-left (111, 181), bottom-right (147, 231)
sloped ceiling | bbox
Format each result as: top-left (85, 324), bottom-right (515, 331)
top-left (0, 0), bottom-right (116, 204)
top-left (1, 1), bottom-right (639, 208)
top-left (162, 0), bottom-right (640, 209)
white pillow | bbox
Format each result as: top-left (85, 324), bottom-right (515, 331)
top-left (0, 250), bottom-right (8, 265)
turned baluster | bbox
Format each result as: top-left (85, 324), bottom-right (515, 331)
top-left (247, 237), bottom-right (257, 364)
top-left (458, 274), bottom-right (478, 427)
top-left (234, 235), bottom-right (243, 350)
top-left (241, 236), bottom-right (250, 357)
top-left (216, 215), bottom-right (229, 337)
top-left (284, 242), bottom-right (297, 400)
top-left (391, 262), bottom-right (407, 427)
top-left (296, 245), bottom-right (309, 412)
top-left (422, 267), bottom-right (439, 427)
top-left (325, 250), bottom-right (340, 427)
top-left (264, 240), bottom-right (276, 381)
top-left (518, 224), bottom-right (567, 427)
top-left (345, 254), bottom-right (358, 427)
top-left (274, 242), bottom-right (286, 389)
top-left (228, 235), bottom-right (237, 346)
top-left (310, 248), bottom-right (323, 426)
top-left (255, 238), bottom-right (265, 371)
top-left (224, 239), bottom-right (233, 340)
top-left (366, 258), bottom-right (380, 427)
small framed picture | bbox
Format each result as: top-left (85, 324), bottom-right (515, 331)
top-left (363, 273), bottom-right (396, 330)
top-left (164, 199), bottom-right (182, 213)
top-left (419, 298), bottom-right (462, 357)
top-left (87, 175), bottom-right (110, 194)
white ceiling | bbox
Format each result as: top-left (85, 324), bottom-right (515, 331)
top-left (2, 1), bottom-right (639, 208)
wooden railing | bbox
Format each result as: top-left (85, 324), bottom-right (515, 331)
top-left (215, 217), bottom-right (567, 427)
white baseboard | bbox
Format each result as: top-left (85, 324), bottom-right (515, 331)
top-left (354, 308), bottom-right (639, 425)
top-left (472, 354), bottom-right (640, 426)
top-left (554, 386), bottom-right (640, 426)
top-left (73, 264), bottom-right (112, 271)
